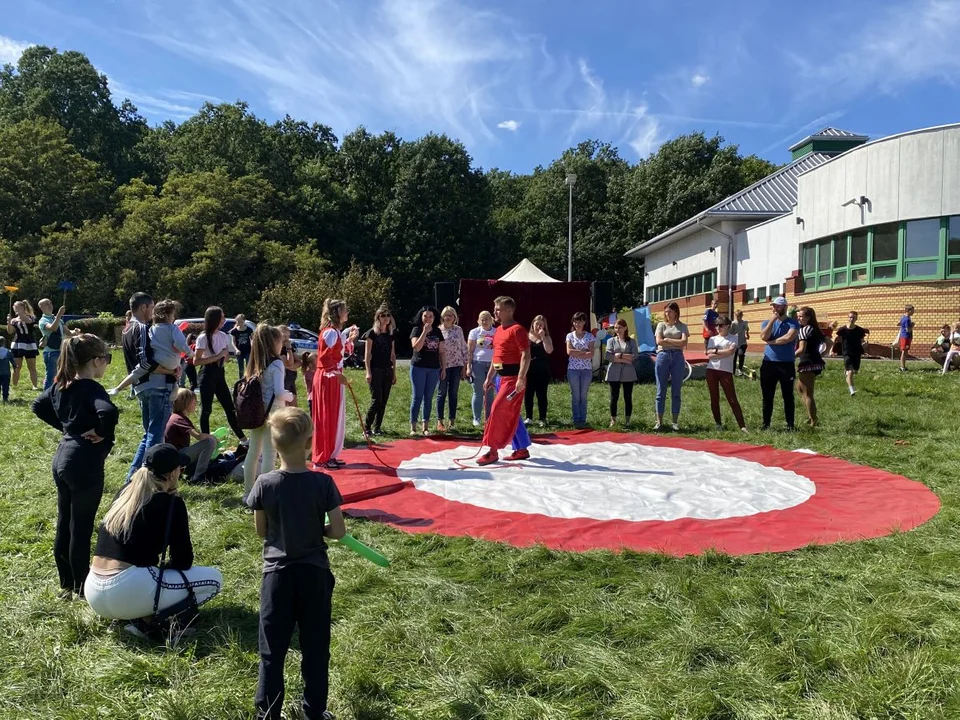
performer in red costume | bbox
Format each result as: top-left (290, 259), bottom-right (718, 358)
top-left (311, 298), bottom-right (359, 469)
top-left (478, 296), bottom-right (531, 466)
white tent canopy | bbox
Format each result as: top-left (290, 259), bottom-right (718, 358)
top-left (499, 258), bottom-right (560, 283)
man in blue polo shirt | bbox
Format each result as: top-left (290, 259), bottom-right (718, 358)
top-left (759, 296), bottom-right (799, 430)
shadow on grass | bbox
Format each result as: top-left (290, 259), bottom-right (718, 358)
top-left (346, 507), bottom-right (433, 527)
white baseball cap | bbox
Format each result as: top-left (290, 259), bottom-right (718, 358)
top-left (771, 296), bottom-right (788, 306)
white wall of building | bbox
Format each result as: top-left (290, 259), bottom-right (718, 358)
top-left (796, 124), bottom-right (960, 242)
top-left (643, 226), bottom-right (722, 289)
top-left (735, 213), bottom-right (798, 291)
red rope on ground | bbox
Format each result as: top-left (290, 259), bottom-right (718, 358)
top-left (345, 381), bottom-right (396, 469)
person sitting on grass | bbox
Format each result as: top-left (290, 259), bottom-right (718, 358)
top-left (936, 324), bottom-right (952, 353)
top-left (84, 444), bottom-right (223, 639)
top-left (164, 388), bottom-right (218, 483)
top-left (941, 322), bottom-right (960, 375)
top-left (246, 407), bottom-right (345, 720)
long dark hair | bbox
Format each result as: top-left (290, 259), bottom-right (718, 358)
top-left (203, 306), bottom-right (224, 339)
top-left (799, 306), bottom-right (819, 328)
top-left (412, 305), bottom-right (441, 329)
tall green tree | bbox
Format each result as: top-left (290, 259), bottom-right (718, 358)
top-left (0, 118), bottom-right (110, 241)
top-left (0, 46), bottom-right (148, 182)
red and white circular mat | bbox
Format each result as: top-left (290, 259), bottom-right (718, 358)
top-left (332, 431), bottom-right (939, 556)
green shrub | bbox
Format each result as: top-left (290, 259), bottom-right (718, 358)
top-left (66, 316), bottom-right (126, 343)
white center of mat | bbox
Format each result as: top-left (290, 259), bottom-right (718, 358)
top-left (396, 441), bottom-right (816, 522)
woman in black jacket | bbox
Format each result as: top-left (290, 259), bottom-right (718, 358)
top-left (32, 334), bottom-right (119, 598)
top-left (84, 444), bottom-right (222, 636)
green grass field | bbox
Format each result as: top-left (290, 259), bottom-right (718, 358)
top-left (1, 354), bottom-right (958, 719)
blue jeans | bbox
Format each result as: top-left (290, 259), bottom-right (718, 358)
top-left (495, 375), bottom-right (531, 450)
top-left (43, 350), bottom-right (59, 390)
top-left (655, 350), bottom-right (685, 418)
top-left (127, 386), bottom-right (173, 483)
top-left (237, 352), bottom-right (249, 379)
top-left (436, 366), bottom-right (462, 421)
top-left (567, 368), bottom-right (591, 425)
top-left (470, 361), bottom-right (495, 422)
top-left (410, 365), bottom-right (440, 424)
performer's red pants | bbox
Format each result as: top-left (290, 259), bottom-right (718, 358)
top-left (484, 375), bottom-right (523, 452)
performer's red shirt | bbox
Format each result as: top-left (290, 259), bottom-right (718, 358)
top-left (493, 322), bottom-right (529, 364)
top-left (318, 327), bottom-right (344, 371)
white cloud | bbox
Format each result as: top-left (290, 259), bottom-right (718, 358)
top-left (497, 119), bottom-right (521, 131)
top-left (691, 73), bottom-right (709, 87)
top-left (0, 35), bottom-right (32, 66)
top-left (788, 0), bottom-right (960, 97)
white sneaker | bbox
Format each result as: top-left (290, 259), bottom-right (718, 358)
top-left (671, 423), bottom-right (680, 431)
top-left (523, 417), bottom-right (531, 425)
top-left (849, 387), bottom-right (856, 395)
top-left (472, 418), bottom-right (480, 427)
top-left (652, 422), bottom-right (662, 431)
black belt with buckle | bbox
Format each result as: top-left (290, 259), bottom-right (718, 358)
top-left (495, 363), bottom-right (520, 376)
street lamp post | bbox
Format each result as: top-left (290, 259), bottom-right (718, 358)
top-left (565, 172), bottom-right (577, 282)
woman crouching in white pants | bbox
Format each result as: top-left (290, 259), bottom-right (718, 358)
top-left (84, 443), bottom-right (221, 636)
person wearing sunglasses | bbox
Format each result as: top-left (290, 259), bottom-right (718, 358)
top-left (32, 334), bottom-right (119, 600)
top-left (362, 305), bottom-right (397, 435)
top-left (705, 317), bottom-right (747, 432)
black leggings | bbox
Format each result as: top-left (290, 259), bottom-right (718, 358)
top-left (760, 359), bottom-right (795, 428)
top-left (199, 363), bottom-right (245, 439)
top-left (524, 366), bottom-right (549, 421)
top-left (52, 439), bottom-right (105, 593)
top-left (365, 367), bottom-right (393, 431)
top-left (609, 381), bottom-right (634, 417)
top-left (737, 344), bottom-right (747, 371)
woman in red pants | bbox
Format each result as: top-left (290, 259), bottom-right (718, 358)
top-left (705, 316), bottom-right (747, 432)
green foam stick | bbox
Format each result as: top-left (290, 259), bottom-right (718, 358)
top-left (338, 533), bottom-right (390, 567)
top-left (325, 514), bottom-right (390, 567)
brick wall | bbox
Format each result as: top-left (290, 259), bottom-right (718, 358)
top-left (646, 287), bottom-right (731, 332)
top-left (733, 277), bottom-right (960, 355)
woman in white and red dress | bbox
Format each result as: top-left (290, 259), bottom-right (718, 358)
top-left (311, 299), bottom-right (359, 469)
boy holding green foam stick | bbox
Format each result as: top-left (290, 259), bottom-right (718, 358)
top-left (247, 406), bottom-right (345, 720)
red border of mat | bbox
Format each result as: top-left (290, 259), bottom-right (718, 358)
top-left (331, 431), bottom-right (940, 556)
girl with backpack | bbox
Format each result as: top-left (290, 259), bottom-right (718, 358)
top-left (240, 324), bottom-right (293, 502)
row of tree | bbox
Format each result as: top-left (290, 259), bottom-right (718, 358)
top-left (0, 46), bottom-right (778, 327)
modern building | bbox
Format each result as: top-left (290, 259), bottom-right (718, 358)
top-left (626, 124), bottom-right (960, 352)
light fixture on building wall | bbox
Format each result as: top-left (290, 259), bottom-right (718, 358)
top-left (841, 196), bottom-right (870, 208)
top-left (796, 217), bottom-right (804, 225)
top-left (709, 246), bottom-right (715, 253)
top-left (672, 261), bottom-right (678, 267)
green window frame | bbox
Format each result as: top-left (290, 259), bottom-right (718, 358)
top-left (800, 215), bottom-right (957, 290)
top-left (647, 269), bottom-right (719, 304)
top-left (948, 216), bottom-right (960, 278)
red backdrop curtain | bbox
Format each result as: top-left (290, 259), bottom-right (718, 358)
top-left (458, 279), bottom-right (592, 381)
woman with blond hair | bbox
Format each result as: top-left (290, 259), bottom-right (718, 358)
top-left (7, 299), bottom-right (39, 390)
top-left (312, 299), bottom-right (359, 467)
top-left (362, 305), bottom-right (396, 435)
top-left (436, 306), bottom-right (467, 432)
top-left (241, 323), bottom-right (293, 500)
top-left (466, 310), bottom-right (496, 427)
top-left (32, 334), bottom-right (118, 598)
top-left (84, 444), bottom-right (222, 637)
top-left (525, 315), bottom-right (553, 427)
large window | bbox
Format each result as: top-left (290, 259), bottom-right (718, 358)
top-left (801, 216), bottom-right (951, 290)
top-left (646, 269), bottom-right (716, 304)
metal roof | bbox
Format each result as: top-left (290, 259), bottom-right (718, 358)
top-left (624, 152), bottom-right (831, 257)
top-left (788, 127), bottom-right (869, 152)
top-left (711, 152), bottom-right (831, 213)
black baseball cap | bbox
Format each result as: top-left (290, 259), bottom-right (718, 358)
top-left (144, 443), bottom-right (188, 476)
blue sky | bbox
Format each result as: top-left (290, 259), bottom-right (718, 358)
top-left (3, 0), bottom-right (960, 172)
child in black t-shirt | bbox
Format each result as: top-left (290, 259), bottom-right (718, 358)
top-left (246, 406), bottom-right (345, 720)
